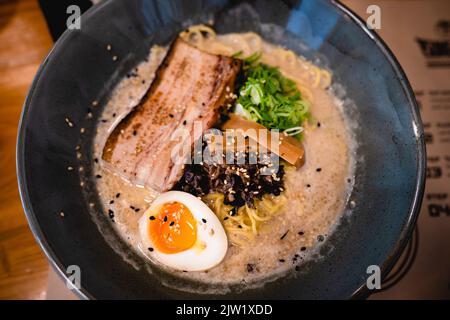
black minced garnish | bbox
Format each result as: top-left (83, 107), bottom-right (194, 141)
top-left (246, 263), bottom-right (255, 273)
top-left (173, 142), bottom-right (285, 209)
top-left (280, 230), bottom-right (289, 240)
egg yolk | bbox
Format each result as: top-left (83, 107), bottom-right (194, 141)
top-left (148, 202), bottom-right (197, 254)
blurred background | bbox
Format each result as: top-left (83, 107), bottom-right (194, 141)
top-left (0, 0), bottom-right (449, 299)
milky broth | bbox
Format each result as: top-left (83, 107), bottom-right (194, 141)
top-left (91, 39), bottom-right (355, 288)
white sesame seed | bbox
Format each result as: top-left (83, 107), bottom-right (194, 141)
top-left (65, 118), bottom-right (74, 127)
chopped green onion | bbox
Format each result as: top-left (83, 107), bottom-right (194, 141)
top-left (233, 53), bottom-right (311, 139)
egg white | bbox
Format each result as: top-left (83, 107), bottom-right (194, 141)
top-left (139, 191), bottom-right (228, 271)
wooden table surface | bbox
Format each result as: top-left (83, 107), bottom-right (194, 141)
top-left (0, 0), bottom-right (52, 299)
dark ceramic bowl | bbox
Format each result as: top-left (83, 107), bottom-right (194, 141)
top-left (17, 0), bottom-right (425, 299)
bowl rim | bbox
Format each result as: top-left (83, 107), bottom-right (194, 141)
top-left (16, 0), bottom-right (426, 300)
top-left (332, 0), bottom-right (426, 299)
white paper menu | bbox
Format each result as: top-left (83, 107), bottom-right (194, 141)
top-left (342, 0), bottom-right (450, 299)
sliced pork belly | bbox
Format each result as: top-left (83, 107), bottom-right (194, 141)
top-left (102, 38), bottom-right (242, 192)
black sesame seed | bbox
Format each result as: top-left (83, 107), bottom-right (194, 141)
top-left (347, 178), bottom-right (351, 183)
top-left (170, 221), bottom-right (175, 226)
top-left (183, 120), bottom-right (187, 125)
top-left (300, 246), bottom-right (306, 251)
top-left (317, 235), bottom-right (325, 242)
top-left (115, 193), bottom-right (121, 198)
top-left (278, 259), bottom-right (285, 263)
top-left (142, 80), bottom-right (146, 84)
top-left (112, 113), bottom-right (116, 117)
top-left (316, 168), bottom-right (322, 172)
top-left (169, 113), bottom-right (174, 118)
top-left (238, 225), bottom-right (243, 229)
top-left (246, 264), bottom-right (255, 273)
top-left (202, 218), bottom-right (207, 223)
top-left (132, 130), bottom-right (137, 136)
top-left (149, 216), bottom-right (155, 220)
top-left (101, 119), bottom-right (108, 123)
top-left (96, 174), bottom-right (102, 179)
top-left (298, 231), bottom-right (304, 236)
top-left (306, 184), bottom-right (311, 188)
top-left (280, 230), bottom-right (289, 240)
top-left (148, 247), bottom-right (154, 252)
top-left (223, 217), bottom-right (228, 221)
top-left (317, 122), bottom-right (321, 127)
top-left (130, 205), bottom-right (135, 210)
top-left (108, 209), bottom-right (114, 219)
top-left (134, 208), bottom-right (140, 212)
top-left (164, 216), bottom-right (168, 222)
top-left (109, 200), bottom-right (114, 204)
top-left (94, 158), bottom-right (99, 163)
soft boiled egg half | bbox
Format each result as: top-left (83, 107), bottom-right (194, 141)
top-left (139, 191), bottom-right (228, 271)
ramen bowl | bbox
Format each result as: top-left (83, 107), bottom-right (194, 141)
top-left (17, 0), bottom-right (425, 299)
